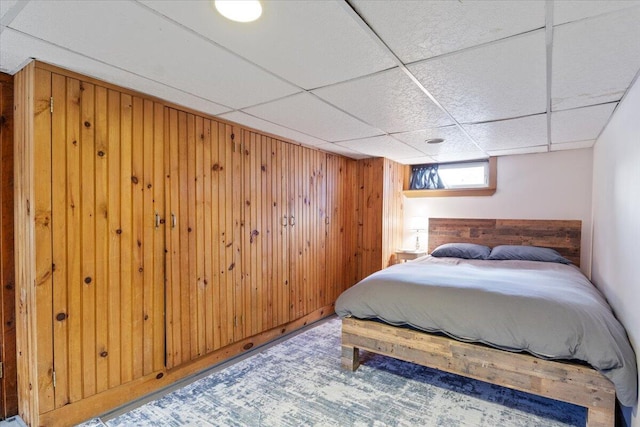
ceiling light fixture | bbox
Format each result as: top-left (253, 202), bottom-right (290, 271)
top-left (425, 138), bottom-right (445, 144)
top-left (214, 0), bottom-right (262, 23)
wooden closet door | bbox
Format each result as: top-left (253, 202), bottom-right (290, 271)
top-left (304, 149), bottom-right (326, 314)
top-left (240, 132), bottom-right (294, 334)
top-left (164, 110), bottom-right (240, 368)
top-left (325, 155), bottom-right (358, 303)
top-left (287, 145), bottom-right (327, 320)
top-left (48, 74), bottom-right (165, 408)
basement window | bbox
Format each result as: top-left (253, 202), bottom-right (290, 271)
top-left (404, 158), bottom-right (497, 197)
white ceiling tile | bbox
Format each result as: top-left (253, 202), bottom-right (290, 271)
top-left (218, 111), bottom-right (327, 147)
top-left (0, 29), bottom-right (232, 116)
top-left (464, 114), bottom-right (548, 151)
top-left (551, 103), bottom-right (616, 144)
top-left (487, 146), bottom-right (548, 157)
top-left (552, 7), bottom-right (640, 111)
top-left (8, 0), bottom-right (299, 109)
top-left (429, 152), bottom-right (490, 163)
top-left (0, 29), bottom-right (30, 73)
top-left (242, 93), bottom-right (382, 142)
top-left (0, 0), bottom-right (20, 21)
top-left (409, 31), bottom-right (546, 123)
top-left (312, 68), bottom-right (452, 133)
top-left (315, 143), bottom-right (370, 160)
top-left (550, 140), bottom-right (595, 151)
top-left (393, 125), bottom-right (484, 157)
top-left (399, 156), bottom-right (438, 165)
top-left (140, 0), bottom-right (395, 90)
top-left (336, 135), bottom-right (424, 162)
top-left (554, 1), bottom-right (640, 25)
top-left (351, 0), bottom-right (544, 63)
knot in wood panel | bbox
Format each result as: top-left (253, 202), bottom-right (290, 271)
top-left (249, 229), bottom-right (259, 244)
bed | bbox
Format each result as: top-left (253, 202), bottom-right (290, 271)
top-left (336, 219), bottom-right (637, 427)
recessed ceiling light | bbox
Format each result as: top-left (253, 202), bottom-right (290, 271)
top-left (214, 0), bottom-right (262, 23)
top-left (425, 138), bottom-right (445, 144)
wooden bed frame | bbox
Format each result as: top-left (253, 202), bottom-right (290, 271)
top-left (341, 218), bottom-right (616, 427)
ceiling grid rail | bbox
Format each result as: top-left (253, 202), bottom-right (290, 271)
top-left (341, 0), bottom-right (490, 159)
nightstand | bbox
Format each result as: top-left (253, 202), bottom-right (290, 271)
top-left (395, 250), bottom-right (427, 263)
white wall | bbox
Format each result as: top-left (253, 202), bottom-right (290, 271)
top-left (403, 149), bottom-right (594, 274)
top-left (592, 75), bottom-right (640, 427)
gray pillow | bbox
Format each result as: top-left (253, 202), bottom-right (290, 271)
top-left (488, 245), bottom-right (572, 264)
top-left (431, 243), bottom-right (491, 260)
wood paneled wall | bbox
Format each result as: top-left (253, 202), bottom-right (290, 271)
top-left (41, 72), bottom-right (167, 409)
top-left (326, 155), bottom-right (358, 301)
top-left (356, 158), bottom-right (404, 280)
top-left (13, 61), bottom-right (362, 426)
top-left (0, 72), bottom-right (18, 419)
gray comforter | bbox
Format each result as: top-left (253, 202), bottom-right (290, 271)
top-left (335, 256), bottom-right (638, 406)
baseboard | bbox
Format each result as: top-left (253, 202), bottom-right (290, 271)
top-left (39, 305), bottom-right (336, 427)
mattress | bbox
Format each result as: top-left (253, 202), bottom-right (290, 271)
top-left (335, 256), bottom-right (638, 406)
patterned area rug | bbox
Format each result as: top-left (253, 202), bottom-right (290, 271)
top-left (81, 317), bottom-right (586, 426)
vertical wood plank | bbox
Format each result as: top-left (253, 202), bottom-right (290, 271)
top-left (94, 85), bottom-right (109, 393)
top-left (195, 115), bottom-right (205, 358)
top-left (152, 102), bottom-right (165, 373)
top-left (166, 108), bottom-right (181, 368)
top-left (0, 72), bottom-right (18, 418)
top-left (209, 120), bottom-right (221, 352)
top-left (232, 129), bottom-right (243, 342)
top-left (262, 136), bottom-right (272, 329)
top-left (14, 61), bottom-right (40, 427)
top-left (186, 113), bottom-right (198, 359)
top-left (163, 107), bottom-right (174, 368)
top-left (241, 131), bottom-right (251, 338)
top-left (278, 140), bottom-right (289, 326)
top-left (177, 111), bottom-right (190, 363)
top-left (175, 111), bottom-right (191, 362)
top-left (219, 123), bottom-right (233, 346)
top-left (119, 93), bottom-right (133, 383)
top-left (106, 89), bottom-right (122, 389)
top-left (64, 77), bottom-right (83, 403)
top-left (34, 68), bottom-right (54, 412)
top-left (141, 99), bottom-right (154, 376)
top-left (50, 73), bottom-right (69, 408)
top-left (130, 97), bottom-right (144, 380)
top-left (202, 119), bottom-right (214, 353)
top-left (80, 81), bottom-right (97, 398)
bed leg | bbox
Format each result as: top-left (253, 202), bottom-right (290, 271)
top-left (341, 345), bottom-right (360, 371)
top-left (586, 403), bottom-right (615, 427)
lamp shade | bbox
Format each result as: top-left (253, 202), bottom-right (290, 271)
top-left (407, 216), bottom-right (427, 232)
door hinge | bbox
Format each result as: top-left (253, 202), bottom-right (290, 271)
top-left (52, 370), bottom-right (56, 388)
top-left (50, 97), bottom-right (54, 113)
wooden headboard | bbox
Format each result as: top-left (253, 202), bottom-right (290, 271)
top-left (428, 218), bottom-right (582, 267)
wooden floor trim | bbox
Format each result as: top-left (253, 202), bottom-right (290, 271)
top-left (40, 305), bottom-right (335, 427)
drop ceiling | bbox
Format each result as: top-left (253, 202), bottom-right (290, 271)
top-left (1, 0), bottom-right (639, 164)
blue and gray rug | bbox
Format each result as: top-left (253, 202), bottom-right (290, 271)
top-left (81, 317), bottom-right (586, 426)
